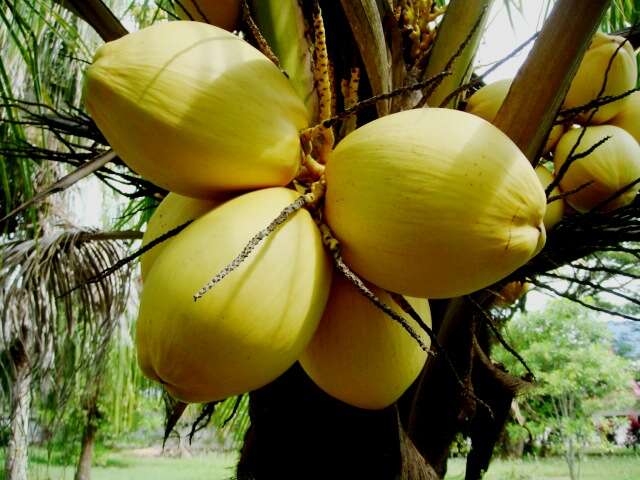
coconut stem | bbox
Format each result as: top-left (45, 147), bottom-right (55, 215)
top-left (241, 0), bottom-right (281, 67)
top-left (298, 131), bottom-right (326, 178)
top-left (438, 32), bottom-right (539, 108)
top-left (416, 2), bottom-right (490, 108)
top-left (318, 70), bottom-right (450, 130)
top-left (545, 134), bottom-right (611, 197)
top-left (547, 181), bottom-right (593, 204)
top-left (302, 151), bottom-right (326, 178)
top-left (557, 86), bottom-right (640, 122)
top-left (174, 0), bottom-right (206, 22)
top-left (590, 176), bottom-right (640, 212)
top-left (193, 186), bottom-right (324, 301)
top-left (391, 292), bottom-right (496, 417)
top-left (317, 224), bottom-right (430, 352)
top-left (467, 295), bottom-right (535, 380)
top-left (310, 0), bottom-right (335, 164)
top-left (339, 67), bottom-right (361, 137)
top-left (62, 219), bottom-right (193, 297)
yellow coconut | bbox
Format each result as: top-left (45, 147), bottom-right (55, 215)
top-left (140, 193), bottom-right (222, 281)
top-left (466, 78), bottom-right (565, 154)
top-left (535, 165), bottom-right (564, 231)
top-left (325, 108), bottom-right (546, 299)
top-left (85, 22), bottom-right (307, 198)
top-left (553, 125), bottom-right (640, 212)
top-left (609, 91), bottom-right (640, 144)
top-left (300, 274), bottom-right (430, 410)
top-left (136, 187), bottom-right (332, 402)
top-left (175, 0), bottom-right (241, 31)
top-left (465, 78), bottom-right (512, 123)
top-left (544, 124), bottom-right (566, 154)
top-left (563, 31), bottom-right (637, 124)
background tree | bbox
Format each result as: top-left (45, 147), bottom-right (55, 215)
top-left (0, 2), bottom-right (141, 479)
top-left (494, 299), bottom-right (636, 480)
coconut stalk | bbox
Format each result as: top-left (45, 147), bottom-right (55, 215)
top-left (493, 0), bottom-right (611, 162)
top-left (422, 0), bottom-right (493, 108)
top-left (250, 0), bottom-right (318, 120)
top-left (339, 0), bottom-right (392, 116)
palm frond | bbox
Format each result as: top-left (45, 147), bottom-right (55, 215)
top-left (0, 227), bottom-right (132, 416)
top-left (0, 0), bottom-right (103, 236)
top-left (602, 0), bottom-right (640, 31)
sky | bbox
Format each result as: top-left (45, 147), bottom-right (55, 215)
top-left (476, 1), bottom-right (551, 82)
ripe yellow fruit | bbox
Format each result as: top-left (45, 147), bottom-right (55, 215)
top-left (544, 124), bottom-right (566, 154)
top-left (554, 125), bottom-right (640, 212)
top-left (609, 91), bottom-right (640, 144)
top-left (563, 31), bottom-right (637, 124)
top-left (85, 22), bottom-right (307, 198)
top-left (299, 274), bottom-right (430, 410)
top-left (535, 166), bottom-right (564, 231)
top-left (466, 78), bottom-right (564, 153)
top-left (465, 78), bottom-right (511, 123)
top-left (136, 187), bottom-right (332, 402)
top-left (175, 0), bottom-right (241, 31)
top-left (140, 193), bottom-right (222, 281)
top-left (325, 108), bottom-right (546, 299)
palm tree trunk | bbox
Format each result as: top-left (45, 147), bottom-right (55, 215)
top-left (5, 342), bottom-right (31, 480)
top-left (74, 421), bottom-right (97, 480)
top-left (237, 363), bottom-right (438, 479)
top-left (74, 391), bottom-right (101, 480)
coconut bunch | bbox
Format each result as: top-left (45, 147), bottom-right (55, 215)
top-left (465, 30), bottom-right (640, 225)
top-left (84, 18), bottom-right (547, 409)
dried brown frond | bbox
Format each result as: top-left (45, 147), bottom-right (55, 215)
top-left (0, 227), bottom-right (132, 418)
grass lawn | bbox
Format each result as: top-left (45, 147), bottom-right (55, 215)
top-left (2, 449), bottom-right (639, 479)
top-left (1, 450), bottom-right (238, 480)
top-left (445, 454), bottom-right (640, 480)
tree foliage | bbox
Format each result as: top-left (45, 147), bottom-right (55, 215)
top-left (494, 299), bottom-right (635, 478)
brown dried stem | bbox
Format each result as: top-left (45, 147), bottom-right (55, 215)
top-left (439, 32), bottom-right (539, 108)
top-left (526, 277), bottom-right (639, 321)
top-left (320, 71), bottom-right (450, 129)
top-left (557, 86), bottom-right (640, 122)
top-left (539, 271), bottom-right (640, 306)
top-left (466, 296), bottom-right (535, 379)
top-left (545, 135), bottom-right (611, 196)
top-left (547, 181), bottom-right (593, 204)
top-left (569, 262), bottom-right (640, 280)
top-left (330, 253), bottom-right (429, 352)
top-left (62, 221), bottom-right (191, 297)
